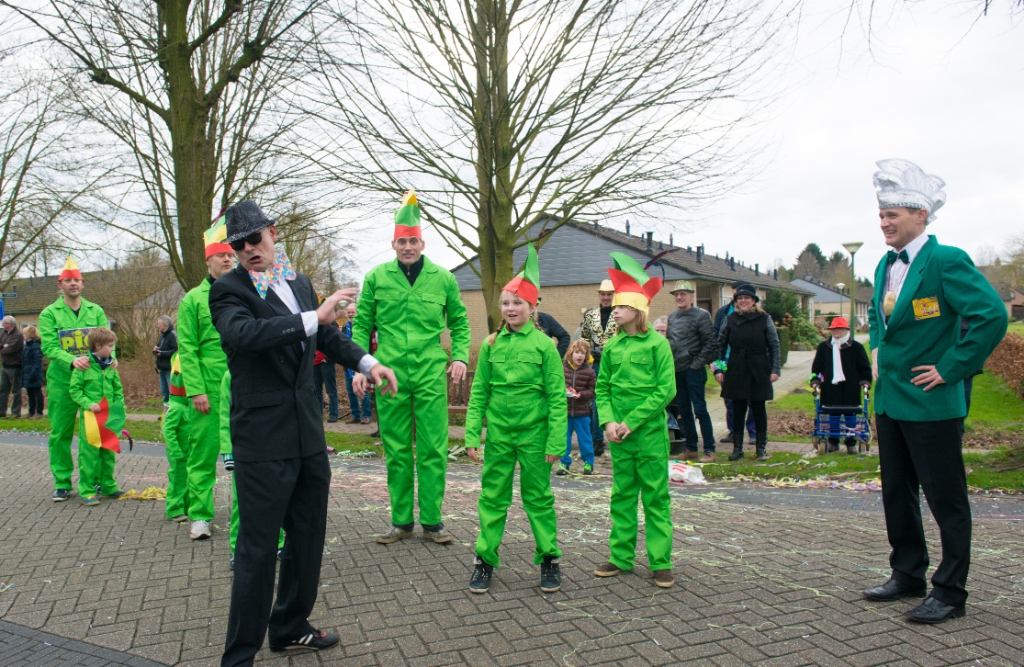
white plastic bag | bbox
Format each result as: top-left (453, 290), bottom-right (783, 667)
top-left (669, 461), bottom-right (707, 485)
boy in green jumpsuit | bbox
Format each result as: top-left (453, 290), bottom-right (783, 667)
top-left (163, 353), bottom-right (191, 521)
top-left (68, 327), bottom-right (124, 506)
top-left (594, 253), bottom-right (677, 588)
top-left (219, 369), bottom-right (284, 569)
top-left (177, 216), bottom-right (234, 540)
top-left (352, 191), bottom-right (471, 544)
top-left (464, 245), bottom-right (567, 594)
top-left (39, 254), bottom-right (112, 502)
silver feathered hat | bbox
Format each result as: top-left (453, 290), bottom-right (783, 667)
top-left (873, 159), bottom-right (946, 224)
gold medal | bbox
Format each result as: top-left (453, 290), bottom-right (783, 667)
top-left (883, 291), bottom-right (897, 316)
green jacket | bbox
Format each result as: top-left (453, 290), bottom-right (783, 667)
top-left (38, 296), bottom-right (110, 384)
top-left (596, 328), bottom-right (676, 432)
top-left (869, 235), bottom-right (1007, 421)
top-left (177, 278), bottom-right (227, 398)
top-left (69, 356), bottom-right (124, 411)
top-left (465, 321), bottom-right (568, 456)
top-left (351, 256), bottom-right (470, 366)
top-left (219, 370), bottom-right (232, 455)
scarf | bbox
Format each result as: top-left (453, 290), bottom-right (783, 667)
top-left (248, 251), bottom-right (297, 299)
top-left (830, 333), bottom-right (850, 384)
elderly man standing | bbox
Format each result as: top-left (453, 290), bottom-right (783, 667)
top-left (666, 281), bottom-right (716, 461)
top-left (353, 191), bottom-right (471, 545)
top-left (0, 316), bottom-right (24, 418)
top-left (580, 280), bottom-right (619, 457)
top-left (177, 217), bottom-right (235, 540)
top-left (39, 255), bottom-right (112, 501)
top-left (210, 201), bottom-right (397, 666)
top-left (863, 159), bottom-right (1006, 624)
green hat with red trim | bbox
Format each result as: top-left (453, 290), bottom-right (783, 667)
top-left (393, 190), bottom-right (422, 240)
top-left (59, 252), bottom-right (82, 281)
top-left (607, 251), bottom-right (663, 315)
top-left (502, 243), bottom-right (540, 306)
top-left (204, 214), bottom-right (231, 258)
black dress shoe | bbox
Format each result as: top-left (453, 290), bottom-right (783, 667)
top-left (905, 596), bottom-right (966, 624)
top-left (863, 578), bottom-right (927, 601)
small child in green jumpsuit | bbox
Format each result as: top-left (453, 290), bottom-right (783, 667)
top-left (163, 353), bottom-right (191, 521)
top-left (219, 370), bottom-right (284, 570)
top-left (465, 244), bottom-right (568, 594)
top-left (68, 326), bottom-right (124, 506)
top-left (594, 253), bottom-right (677, 588)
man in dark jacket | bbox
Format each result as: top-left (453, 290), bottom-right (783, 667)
top-left (0, 316), bottom-right (24, 418)
top-left (153, 315), bottom-right (178, 404)
top-left (210, 201), bottom-right (398, 667)
top-left (713, 282), bottom-right (756, 444)
top-left (536, 298), bottom-right (570, 358)
top-left (666, 281), bottom-right (716, 460)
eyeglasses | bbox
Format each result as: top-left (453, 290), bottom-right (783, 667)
top-left (229, 230), bottom-right (263, 251)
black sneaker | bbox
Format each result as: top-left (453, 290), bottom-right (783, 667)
top-left (229, 557), bottom-right (235, 570)
top-left (470, 557), bottom-right (493, 594)
top-left (540, 557), bottom-right (561, 593)
top-left (269, 629), bottom-right (340, 652)
top-left (102, 490), bottom-right (125, 499)
top-left (53, 489), bottom-right (69, 502)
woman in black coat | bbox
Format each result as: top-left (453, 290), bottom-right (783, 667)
top-left (810, 317), bottom-right (871, 453)
top-left (712, 285), bottom-right (782, 461)
top-left (21, 325), bottom-right (44, 418)
top-left (153, 315), bottom-right (178, 404)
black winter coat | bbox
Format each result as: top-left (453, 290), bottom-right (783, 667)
top-left (154, 328), bottom-right (178, 371)
top-left (810, 338), bottom-right (872, 407)
top-left (21, 339), bottom-right (43, 388)
top-left (716, 311), bottom-right (781, 402)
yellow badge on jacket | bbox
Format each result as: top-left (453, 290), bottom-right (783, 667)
top-left (912, 296), bottom-right (941, 320)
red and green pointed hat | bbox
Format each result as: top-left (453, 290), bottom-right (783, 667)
top-left (204, 214), bottom-right (231, 258)
top-left (607, 251), bottom-right (662, 315)
top-left (59, 252), bottom-right (82, 281)
top-left (393, 190), bottom-right (422, 240)
top-left (502, 243), bottom-right (540, 306)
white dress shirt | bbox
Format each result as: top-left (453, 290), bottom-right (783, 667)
top-left (269, 279), bottom-right (378, 374)
top-left (887, 232), bottom-right (929, 300)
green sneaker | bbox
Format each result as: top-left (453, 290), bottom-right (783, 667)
top-left (81, 496), bottom-right (99, 507)
top-left (582, 463), bottom-right (594, 475)
top-left (556, 463), bottom-right (571, 476)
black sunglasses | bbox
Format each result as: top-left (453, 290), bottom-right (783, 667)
top-left (229, 230), bottom-right (263, 251)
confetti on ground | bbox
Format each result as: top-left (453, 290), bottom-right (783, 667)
top-left (0, 582), bottom-right (13, 593)
top-left (118, 486), bottom-right (167, 500)
top-left (724, 474), bottom-right (882, 492)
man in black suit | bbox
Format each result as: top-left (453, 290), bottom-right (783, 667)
top-left (210, 201), bottom-right (398, 667)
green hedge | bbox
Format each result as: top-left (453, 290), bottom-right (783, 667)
top-left (776, 326), bottom-right (790, 368)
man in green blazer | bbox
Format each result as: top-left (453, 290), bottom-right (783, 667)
top-left (864, 159), bottom-right (1007, 624)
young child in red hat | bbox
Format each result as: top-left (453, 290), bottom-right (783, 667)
top-left (810, 317), bottom-right (872, 453)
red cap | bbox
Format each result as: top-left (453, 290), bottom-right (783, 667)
top-left (829, 317), bottom-right (850, 329)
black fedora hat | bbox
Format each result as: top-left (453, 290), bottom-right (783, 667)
top-left (224, 201), bottom-right (275, 243)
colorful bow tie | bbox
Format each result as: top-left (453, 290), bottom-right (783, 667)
top-left (886, 249), bottom-right (909, 265)
top-left (249, 251), bottom-right (297, 299)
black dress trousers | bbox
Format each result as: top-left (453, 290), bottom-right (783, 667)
top-left (876, 413), bottom-right (971, 607)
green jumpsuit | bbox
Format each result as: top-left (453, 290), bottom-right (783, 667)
top-left (163, 357), bottom-right (191, 519)
top-left (177, 278), bottom-right (228, 522)
top-left (595, 329), bottom-right (676, 572)
top-left (352, 255), bottom-right (471, 528)
top-left (465, 322), bottom-right (567, 567)
top-left (218, 370), bottom-right (284, 554)
top-left (38, 296), bottom-right (111, 491)
top-left (69, 358), bottom-right (123, 498)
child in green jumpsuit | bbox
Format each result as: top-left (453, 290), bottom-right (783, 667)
top-left (68, 327), bottom-right (125, 506)
top-left (594, 253), bottom-right (677, 588)
top-left (219, 370), bottom-right (284, 570)
top-left (163, 353), bottom-right (191, 521)
top-left (465, 245), bottom-right (568, 594)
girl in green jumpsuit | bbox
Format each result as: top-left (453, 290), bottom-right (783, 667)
top-left (594, 253), bottom-right (677, 588)
top-left (465, 245), bottom-right (568, 594)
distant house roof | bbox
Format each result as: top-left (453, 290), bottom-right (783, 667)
top-left (451, 220), bottom-right (814, 295)
top-left (2, 264), bottom-right (179, 316)
top-left (790, 277), bottom-right (868, 303)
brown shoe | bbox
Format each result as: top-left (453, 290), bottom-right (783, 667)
top-left (681, 450), bottom-right (699, 461)
top-left (594, 562), bottom-right (625, 577)
top-left (360, 418), bottom-right (371, 424)
top-left (653, 570), bottom-right (675, 588)
top-left (344, 417), bottom-right (360, 424)
top-left (698, 453), bottom-right (716, 463)
top-left (375, 526), bottom-right (414, 544)
top-left (423, 527), bottom-right (454, 544)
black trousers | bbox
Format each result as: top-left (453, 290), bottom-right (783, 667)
top-left (221, 451), bottom-right (332, 667)
top-left (876, 413), bottom-right (971, 607)
top-left (730, 400), bottom-right (767, 443)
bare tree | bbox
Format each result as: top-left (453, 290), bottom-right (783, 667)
top-left (0, 0), bottom-right (337, 289)
top-left (307, 0), bottom-right (796, 331)
top-left (275, 204), bottom-right (360, 296)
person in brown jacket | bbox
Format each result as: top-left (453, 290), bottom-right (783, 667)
top-left (0, 316), bottom-right (24, 418)
top-left (557, 340), bottom-right (597, 475)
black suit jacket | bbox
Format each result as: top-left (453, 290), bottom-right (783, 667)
top-left (209, 266), bottom-right (368, 462)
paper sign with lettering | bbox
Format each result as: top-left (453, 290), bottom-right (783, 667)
top-left (58, 328), bottom-right (93, 357)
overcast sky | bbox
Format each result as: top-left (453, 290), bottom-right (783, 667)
top-left (347, 1), bottom-right (1023, 284)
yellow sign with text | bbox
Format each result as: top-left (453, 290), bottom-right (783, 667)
top-left (912, 297), bottom-right (941, 321)
top-left (58, 328), bottom-right (93, 357)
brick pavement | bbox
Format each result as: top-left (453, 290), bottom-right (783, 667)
top-left (1, 441), bottom-right (1023, 666)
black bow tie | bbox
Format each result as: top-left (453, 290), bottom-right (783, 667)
top-left (886, 249), bottom-right (909, 265)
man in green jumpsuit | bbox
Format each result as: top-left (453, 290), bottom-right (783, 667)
top-left (352, 191), bottom-right (471, 544)
top-left (177, 217), bottom-right (234, 540)
top-left (39, 254), bottom-right (112, 502)
top-left (163, 353), bottom-right (191, 521)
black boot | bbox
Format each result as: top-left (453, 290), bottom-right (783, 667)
top-left (755, 434), bottom-right (768, 460)
top-left (470, 557), bottom-right (493, 594)
top-left (540, 556), bottom-right (561, 593)
top-left (728, 433), bottom-right (744, 461)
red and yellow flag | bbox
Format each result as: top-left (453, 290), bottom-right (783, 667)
top-left (83, 397), bottom-right (126, 454)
